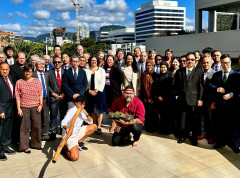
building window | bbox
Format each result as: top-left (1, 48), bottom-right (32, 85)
top-left (136, 13), bottom-right (184, 20)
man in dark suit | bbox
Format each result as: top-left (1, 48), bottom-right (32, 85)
top-left (49, 57), bottom-right (65, 140)
top-left (0, 62), bottom-right (16, 161)
top-left (209, 54), bottom-right (239, 152)
top-left (44, 55), bottom-right (54, 71)
top-left (61, 53), bottom-right (72, 70)
top-left (115, 49), bottom-right (125, 69)
top-left (174, 52), bottom-right (203, 146)
top-left (211, 50), bottom-right (222, 72)
top-left (198, 56), bottom-right (216, 143)
top-left (62, 55), bottom-right (87, 109)
top-left (10, 52), bottom-right (26, 82)
top-left (33, 58), bottom-right (50, 141)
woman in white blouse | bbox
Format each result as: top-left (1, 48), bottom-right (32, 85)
top-left (120, 53), bottom-right (140, 96)
top-left (85, 56), bottom-right (107, 135)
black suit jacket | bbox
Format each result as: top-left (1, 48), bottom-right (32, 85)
top-left (32, 71), bottom-right (50, 105)
top-left (174, 67), bottom-right (203, 106)
top-left (201, 68), bottom-right (215, 104)
top-left (108, 65), bottom-right (122, 101)
top-left (209, 70), bottom-right (238, 107)
top-left (62, 67), bottom-right (87, 101)
top-left (0, 75), bottom-right (15, 118)
top-left (49, 68), bottom-right (64, 103)
top-left (10, 62), bottom-right (24, 83)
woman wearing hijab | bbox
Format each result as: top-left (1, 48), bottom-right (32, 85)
top-left (140, 60), bottom-right (159, 132)
top-left (152, 61), bottom-right (175, 135)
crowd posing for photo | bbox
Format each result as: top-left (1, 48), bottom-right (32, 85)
top-left (0, 45), bottom-right (240, 162)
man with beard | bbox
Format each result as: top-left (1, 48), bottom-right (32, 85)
top-left (110, 86), bottom-right (145, 147)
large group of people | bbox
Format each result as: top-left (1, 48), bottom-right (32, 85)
top-left (0, 44), bottom-right (240, 162)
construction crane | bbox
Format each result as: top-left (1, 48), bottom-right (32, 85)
top-left (70, 0), bottom-right (82, 43)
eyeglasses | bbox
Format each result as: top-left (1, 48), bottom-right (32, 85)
top-left (24, 71), bottom-right (33, 73)
top-left (221, 62), bottom-right (230, 65)
top-left (53, 61), bottom-right (62, 64)
top-left (186, 58), bottom-right (195, 61)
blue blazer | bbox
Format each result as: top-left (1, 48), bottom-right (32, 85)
top-left (62, 68), bottom-right (87, 101)
top-left (45, 64), bottom-right (54, 72)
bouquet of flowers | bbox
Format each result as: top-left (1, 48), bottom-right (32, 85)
top-left (109, 111), bottom-right (134, 122)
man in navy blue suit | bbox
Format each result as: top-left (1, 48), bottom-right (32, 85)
top-left (62, 55), bottom-right (87, 109)
top-left (44, 55), bottom-right (54, 72)
top-left (210, 54), bottom-right (239, 152)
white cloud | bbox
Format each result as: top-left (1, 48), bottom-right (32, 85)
top-left (30, 0), bottom-right (95, 12)
top-left (128, 12), bottom-right (134, 18)
top-left (185, 25), bottom-right (194, 31)
top-left (15, 11), bottom-right (28, 18)
top-left (10, 0), bottom-right (24, 5)
top-left (94, 0), bottom-right (128, 12)
top-left (126, 22), bottom-right (134, 28)
top-left (61, 12), bottom-right (70, 21)
top-left (90, 22), bottom-right (112, 30)
top-left (186, 17), bottom-right (195, 25)
top-left (7, 13), bottom-right (15, 20)
top-left (33, 10), bottom-right (50, 20)
top-left (0, 23), bottom-right (22, 32)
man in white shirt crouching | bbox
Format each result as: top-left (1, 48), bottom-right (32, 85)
top-left (61, 95), bottom-right (97, 161)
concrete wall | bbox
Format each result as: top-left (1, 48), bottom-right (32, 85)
top-left (146, 30), bottom-right (240, 58)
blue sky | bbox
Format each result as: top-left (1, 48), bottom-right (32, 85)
top-left (0, 0), bottom-right (204, 37)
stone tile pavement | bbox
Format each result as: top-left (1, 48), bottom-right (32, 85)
top-left (1, 120), bottom-right (240, 178)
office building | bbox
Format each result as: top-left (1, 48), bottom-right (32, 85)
top-left (135, 0), bottom-right (186, 44)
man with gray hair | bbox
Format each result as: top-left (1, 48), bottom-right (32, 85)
top-left (43, 55), bottom-right (54, 71)
top-left (0, 52), bottom-right (7, 63)
top-left (31, 54), bottom-right (39, 71)
top-left (32, 57), bottom-right (50, 141)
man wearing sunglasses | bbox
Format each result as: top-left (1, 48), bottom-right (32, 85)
top-left (174, 52), bottom-right (203, 146)
top-left (49, 57), bottom-right (65, 140)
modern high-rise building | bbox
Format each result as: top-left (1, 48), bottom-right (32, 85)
top-left (135, 0), bottom-right (186, 44)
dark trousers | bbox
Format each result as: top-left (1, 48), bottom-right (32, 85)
top-left (19, 106), bottom-right (41, 151)
top-left (112, 124), bottom-right (143, 146)
top-left (41, 98), bottom-right (49, 137)
top-left (49, 100), bottom-right (65, 134)
top-left (144, 102), bottom-right (158, 132)
top-left (0, 117), bottom-right (13, 154)
top-left (179, 105), bottom-right (199, 140)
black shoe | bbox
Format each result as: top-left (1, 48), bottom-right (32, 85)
top-left (232, 147), bottom-right (240, 154)
top-left (213, 143), bottom-right (226, 149)
top-left (177, 137), bottom-right (186, 144)
top-left (78, 142), bottom-right (88, 151)
top-left (3, 148), bottom-right (16, 155)
top-left (49, 133), bottom-right (56, 141)
top-left (191, 140), bottom-right (198, 146)
top-left (0, 154), bottom-right (7, 161)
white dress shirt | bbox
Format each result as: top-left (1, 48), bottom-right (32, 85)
top-left (37, 71), bottom-right (47, 95)
top-left (55, 68), bottom-right (62, 79)
top-left (4, 76), bottom-right (13, 93)
top-left (61, 106), bottom-right (93, 138)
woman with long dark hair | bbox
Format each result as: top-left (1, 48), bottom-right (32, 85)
top-left (120, 53), bottom-right (140, 96)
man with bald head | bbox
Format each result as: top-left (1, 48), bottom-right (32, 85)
top-left (10, 52), bottom-right (26, 82)
top-left (0, 53), bottom-right (7, 63)
top-left (0, 62), bottom-right (16, 160)
top-left (77, 45), bottom-right (84, 57)
top-left (44, 55), bottom-right (54, 71)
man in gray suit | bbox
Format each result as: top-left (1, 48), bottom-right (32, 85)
top-left (49, 57), bottom-right (65, 140)
top-left (33, 58), bottom-right (50, 141)
top-left (198, 56), bottom-right (216, 143)
top-left (174, 52), bottom-right (204, 146)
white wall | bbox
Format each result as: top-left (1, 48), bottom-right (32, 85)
top-left (146, 30), bottom-right (240, 58)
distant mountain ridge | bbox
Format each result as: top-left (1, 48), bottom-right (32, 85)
top-left (24, 32), bottom-right (75, 42)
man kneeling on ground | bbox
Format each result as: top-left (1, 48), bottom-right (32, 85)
top-left (61, 95), bottom-right (97, 161)
top-left (110, 86), bottom-right (145, 147)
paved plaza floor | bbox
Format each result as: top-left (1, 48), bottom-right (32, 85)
top-left (1, 121), bottom-right (240, 178)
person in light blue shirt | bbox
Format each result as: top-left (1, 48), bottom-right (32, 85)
top-left (61, 95), bottom-right (97, 161)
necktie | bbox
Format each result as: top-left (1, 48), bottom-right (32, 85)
top-left (45, 66), bottom-right (48, 72)
top-left (57, 70), bottom-right (61, 91)
top-left (65, 66), bottom-right (67, 70)
top-left (187, 69), bottom-right (191, 79)
top-left (10, 61), bottom-right (12, 65)
top-left (223, 71), bottom-right (228, 83)
top-left (5, 77), bottom-right (13, 98)
top-left (157, 66), bottom-right (160, 74)
top-left (118, 62), bottom-right (121, 69)
top-left (74, 69), bottom-right (77, 80)
top-left (215, 65), bottom-right (219, 72)
top-left (40, 73), bottom-right (47, 98)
